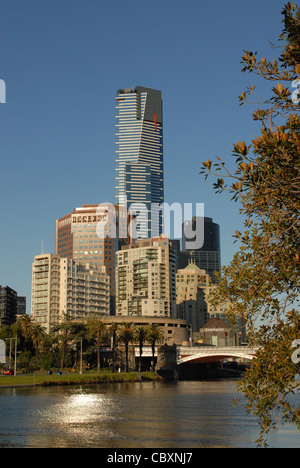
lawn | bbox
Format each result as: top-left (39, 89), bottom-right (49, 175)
top-left (0, 370), bottom-right (161, 388)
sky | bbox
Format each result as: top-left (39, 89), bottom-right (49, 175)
top-left (0, 0), bottom-right (289, 309)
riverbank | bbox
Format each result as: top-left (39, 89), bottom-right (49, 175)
top-left (0, 371), bottom-right (162, 389)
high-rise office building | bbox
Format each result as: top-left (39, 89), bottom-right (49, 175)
top-left (31, 254), bottom-right (110, 333)
top-left (181, 217), bottom-right (221, 283)
top-left (55, 204), bottom-right (130, 313)
top-left (0, 286), bottom-right (17, 328)
top-left (115, 86), bottom-right (164, 239)
top-left (17, 296), bottom-right (26, 318)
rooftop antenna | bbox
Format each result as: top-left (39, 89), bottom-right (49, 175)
top-left (41, 238), bottom-right (44, 254)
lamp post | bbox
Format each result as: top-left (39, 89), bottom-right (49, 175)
top-left (5, 336), bottom-right (17, 376)
top-left (80, 338), bottom-right (83, 375)
top-left (14, 337), bottom-right (17, 377)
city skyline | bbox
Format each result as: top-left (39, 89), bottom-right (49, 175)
top-left (0, 0), bottom-right (285, 305)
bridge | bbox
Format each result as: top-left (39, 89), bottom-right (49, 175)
top-left (134, 344), bottom-right (257, 365)
top-left (177, 346), bottom-right (257, 365)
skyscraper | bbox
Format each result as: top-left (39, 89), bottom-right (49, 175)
top-left (181, 217), bottom-right (221, 283)
top-left (55, 203), bottom-right (130, 313)
top-left (0, 286), bottom-right (17, 327)
top-left (115, 86), bottom-right (164, 239)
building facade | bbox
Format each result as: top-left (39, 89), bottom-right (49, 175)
top-left (55, 203), bottom-right (130, 313)
top-left (16, 296), bottom-right (26, 319)
top-left (181, 217), bottom-right (221, 283)
top-left (176, 263), bottom-right (210, 333)
top-left (176, 262), bottom-right (233, 337)
top-left (0, 286), bottom-right (18, 328)
top-left (198, 317), bottom-right (241, 347)
top-left (116, 236), bottom-right (176, 318)
top-left (31, 254), bottom-right (110, 333)
top-left (101, 316), bottom-right (191, 346)
top-left (115, 86), bottom-right (164, 239)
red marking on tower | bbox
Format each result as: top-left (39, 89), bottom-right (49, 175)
top-left (154, 114), bottom-right (157, 131)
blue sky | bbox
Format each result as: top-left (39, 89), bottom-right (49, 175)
top-left (0, 0), bottom-right (288, 307)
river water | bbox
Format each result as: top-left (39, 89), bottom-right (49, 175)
top-left (0, 380), bottom-right (299, 448)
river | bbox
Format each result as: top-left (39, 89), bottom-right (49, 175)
top-left (0, 380), bottom-right (299, 448)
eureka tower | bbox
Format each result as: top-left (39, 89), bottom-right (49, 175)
top-left (115, 86), bottom-right (164, 239)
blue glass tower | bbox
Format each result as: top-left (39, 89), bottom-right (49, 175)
top-left (115, 86), bottom-right (164, 239)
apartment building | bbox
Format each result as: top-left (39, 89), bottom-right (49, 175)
top-left (116, 236), bottom-right (176, 318)
top-left (31, 254), bottom-right (110, 333)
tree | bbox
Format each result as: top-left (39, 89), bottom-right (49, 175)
top-left (87, 318), bottom-right (106, 374)
top-left (118, 322), bottom-right (135, 372)
top-left (135, 326), bottom-right (149, 372)
top-left (200, 3), bottom-right (300, 446)
top-left (147, 324), bottom-right (164, 372)
top-left (51, 315), bottom-right (82, 370)
top-left (18, 315), bottom-right (33, 352)
top-left (30, 323), bottom-right (46, 360)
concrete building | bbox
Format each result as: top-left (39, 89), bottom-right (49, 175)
top-left (198, 317), bottom-right (241, 347)
top-left (176, 263), bottom-right (210, 333)
top-left (116, 236), bottom-right (176, 318)
top-left (55, 203), bottom-right (130, 313)
top-left (101, 316), bottom-right (191, 346)
top-left (0, 286), bottom-right (17, 328)
top-left (176, 262), bottom-right (232, 336)
top-left (31, 254), bottom-right (110, 333)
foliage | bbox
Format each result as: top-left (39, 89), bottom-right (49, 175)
top-left (147, 323), bottom-right (165, 372)
top-left (1, 316), bottom-right (166, 375)
top-left (135, 326), bottom-right (149, 372)
top-left (200, 2), bottom-right (300, 446)
top-left (118, 322), bottom-right (135, 372)
top-left (87, 318), bottom-right (107, 373)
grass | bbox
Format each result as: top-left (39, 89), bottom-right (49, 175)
top-left (0, 370), bottom-right (162, 388)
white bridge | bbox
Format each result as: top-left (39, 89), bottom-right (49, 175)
top-left (133, 345), bottom-right (257, 365)
top-left (177, 346), bottom-right (257, 365)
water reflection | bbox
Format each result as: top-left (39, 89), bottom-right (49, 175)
top-left (0, 381), bottom-right (299, 448)
top-left (30, 387), bottom-right (128, 448)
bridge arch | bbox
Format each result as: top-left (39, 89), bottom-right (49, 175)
top-left (177, 347), bottom-right (256, 365)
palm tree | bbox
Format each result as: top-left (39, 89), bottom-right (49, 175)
top-left (109, 322), bottom-right (119, 373)
top-left (87, 318), bottom-right (107, 374)
top-left (69, 322), bottom-right (88, 369)
top-left (30, 323), bottom-right (46, 360)
top-left (147, 323), bottom-right (164, 372)
top-left (135, 326), bottom-right (149, 372)
top-left (118, 322), bottom-right (135, 372)
top-left (18, 315), bottom-right (33, 352)
top-left (52, 320), bottom-right (72, 370)
top-left (51, 314), bottom-right (84, 370)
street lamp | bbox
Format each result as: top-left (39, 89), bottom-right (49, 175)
top-left (80, 338), bottom-right (83, 375)
top-left (5, 336), bottom-right (17, 376)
